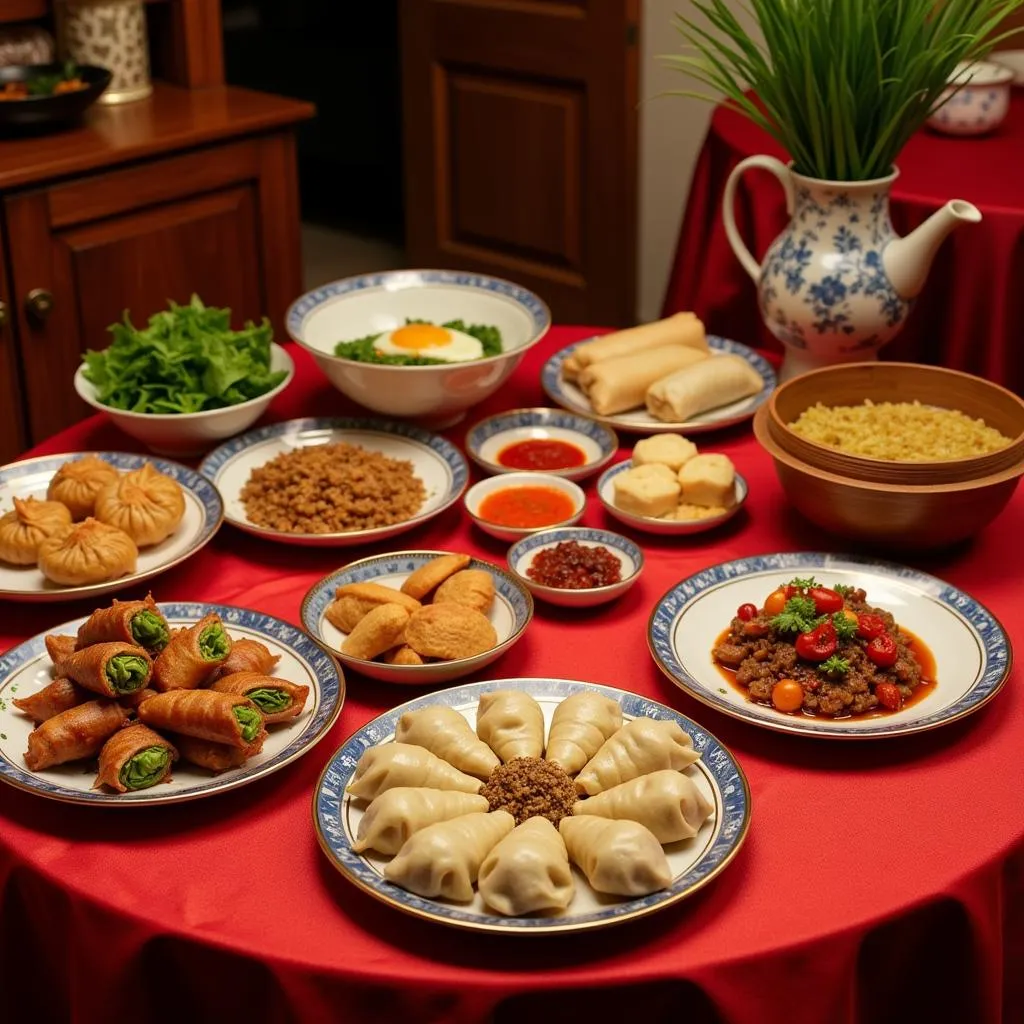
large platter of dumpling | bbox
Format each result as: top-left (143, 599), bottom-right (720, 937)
top-left (314, 677), bottom-right (750, 934)
top-left (0, 452), bottom-right (223, 602)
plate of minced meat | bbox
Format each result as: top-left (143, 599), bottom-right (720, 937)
top-left (647, 553), bottom-right (1011, 739)
top-left (199, 417), bottom-right (469, 546)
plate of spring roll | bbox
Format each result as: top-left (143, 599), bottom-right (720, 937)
top-left (541, 314), bottom-right (776, 434)
top-left (314, 677), bottom-right (750, 934)
top-left (0, 596), bottom-right (344, 804)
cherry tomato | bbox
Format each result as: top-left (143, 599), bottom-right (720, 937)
top-left (808, 586), bottom-right (843, 615)
top-left (783, 585), bottom-right (802, 599)
top-left (764, 588), bottom-right (788, 617)
top-left (795, 622), bottom-right (838, 662)
top-left (865, 633), bottom-right (899, 668)
top-left (841, 609), bottom-right (859, 627)
top-left (771, 679), bottom-right (804, 712)
top-left (857, 613), bottom-right (887, 641)
top-left (737, 603), bottom-right (758, 622)
top-left (874, 682), bottom-right (903, 711)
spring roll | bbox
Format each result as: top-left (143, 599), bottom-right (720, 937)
top-left (138, 690), bottom-right (266, 752)
top-left (76, 595), bottom-right (170, 654)
top-left (24, 700), bottom-right (129, 771)
top-left (95, 723), bottom-right (178, 793)
top-left (209, 638), bottom-right (280, 681)
top-left (563, 313), bottom-right (708, 381)
top-left (118, 687), bottom-right (159, 711)
top-left (54, 641), bottom-right (153, 698)
top-left (645, 353), bottom-right (765, 423)
top-left (172, 734), bottom-right (250, 773)
top-left (13, 677), bottom-right (90, 724)
top-left (209, 672), bottom-right (310, 725)
top-left (580, 346), bottom-right (708, 416)
top-left (45, 634), bottom-right (77, 664)
top-left (152, 613), bottom-right (232, 691)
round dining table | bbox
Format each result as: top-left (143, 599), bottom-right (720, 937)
top-left (1, 328), bottom-right (1022, 1024)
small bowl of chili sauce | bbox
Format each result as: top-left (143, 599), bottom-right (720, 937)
top-left (464, 472), bottom-right (586, 541)
top-left (465, 408), bottom-right (618, 482)
top-left (507, 527), bottom-right (643, 608)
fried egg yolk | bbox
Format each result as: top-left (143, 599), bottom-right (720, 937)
top-left (373, 324), bottom-right (484, 362)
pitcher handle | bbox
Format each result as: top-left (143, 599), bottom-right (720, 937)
top-left (722, 155), bottom-right (795, 283)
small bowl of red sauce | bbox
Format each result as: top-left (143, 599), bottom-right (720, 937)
top-left (464, 472), bottom-right (586, 541)
top-left (465, 408), bottom-right (618, 482)
top-left (507, 527), bottom-right (643, 608)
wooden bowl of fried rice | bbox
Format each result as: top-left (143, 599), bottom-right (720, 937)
top-left (766, 363), bottom-right (1024, 485)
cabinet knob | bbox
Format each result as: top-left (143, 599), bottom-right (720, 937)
top-left (0, 300), bottom-right (7, 328)
top-left (26, 288), bottom-right (54, 322)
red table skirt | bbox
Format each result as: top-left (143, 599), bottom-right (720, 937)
top-left (1, 331), bottom-right (1023, 1024)
top-left (665, 95), bottom-right (1024, 393)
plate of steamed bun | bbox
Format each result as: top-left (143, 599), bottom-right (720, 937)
top-left (0, 452), bottom-right (224, 601)
top-left (314, 677), bottom-right (750, 934)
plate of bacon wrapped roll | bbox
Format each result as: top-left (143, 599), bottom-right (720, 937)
top-left (0, 595), bottom-right (344, 804)
top-left (541, 314), bottom-right (776, 435)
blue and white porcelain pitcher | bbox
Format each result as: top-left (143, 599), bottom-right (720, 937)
top-left (723, 156), bottom-right (981, 381)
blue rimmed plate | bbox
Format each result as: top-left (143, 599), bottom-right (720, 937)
top-left (0, 451), bottom-right (223, 603)
top-left (648, 552), bottom-right (1012, 739)
top-left (0, 602), bottom-right (345, 805)
top-left (464, 407), bottom-right (618, 482)
top-left (313, 676), bottom-right (750, 934)
top-left (199, 417), bottom-right (468, 547)
top-left (301, 550), bottom-right (534, 685)
top-left (541, 335), bottom-right (776, 435)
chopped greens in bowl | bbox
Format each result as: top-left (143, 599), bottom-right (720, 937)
top-left (333, 319), bottom-right (502, 366)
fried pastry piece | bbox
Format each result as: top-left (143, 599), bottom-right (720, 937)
top-left (13, 677), bottom-right (89, 724)
top-left (172, 734), bottom-right (249, 773)
top-left (0, 497), bottom-right (72, 565)
top-left (75, 594), bottom-right (170, 654)
top-left (138, 690), bottom-right (266, 753)
top-left (24, 700), bottom-right (129, 771)
top-left (46, 456), bottom-right (119, 520)
top-left (479, 817), bottom-right (575, 916)
top-left (347, 743), bottom-right (482, 800)
top-left (95, 723), bottom-right (178, 793)
top-left (353, 787), bottom-right (490, 855)
top-left (209, 671), bottom-right (310, 724)
top-left (45, 634), bottom-right (77, 664)
top-left (395, 706), bottom-right (500, 779)
top-left (433, 570), bottom-right (495, 614)
top-left (54, 641), bottom-right (153, 698)
top-left (399, 553), bottom-right (472, 600)
top-left (382, 645), bottom-right (424, 666)
top-left (37, 519), bottom-right (138, 586)
top-left (327, 583), bottom-right (421, 633)
top-left (559, 816), bottom-right (672, 896)
top-left (476, 690), bottom-right (545, 762)
top-left (93, 463), bottom-right (185, 547)
top-left (209, 638), bottom-right (279, 680)
top-left (404, 604), bottom-right (497, 661)
top-left (341, 603), bottom-right (410, 661)
top-left (152, 613), bottom-right (232, 691)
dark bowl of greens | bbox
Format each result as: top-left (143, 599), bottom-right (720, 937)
top-left (0, 63), bottom-right (112, 129)
top-left (75, 295), bottom-right (294, 456)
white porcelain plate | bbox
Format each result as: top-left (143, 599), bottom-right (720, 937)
top-left (0, 452), bottom-right (223, 603)
top-left (314, 677), bottom-right (750, 934)
top-left (648, 553), bottom-right (1012, 739)
top-left (199, 417), bottom-right (468, 547)
top-left (0, 602), bottom-right (345, 805)
top-left (541, 336), bottom-right (776, 435)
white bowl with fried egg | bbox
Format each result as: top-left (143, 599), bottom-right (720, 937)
top-left (286, 270), bottom-right (551, 427)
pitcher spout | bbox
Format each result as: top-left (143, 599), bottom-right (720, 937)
top-left (883, 200), bottom-right (982, 300)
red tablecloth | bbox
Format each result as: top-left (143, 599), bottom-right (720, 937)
top-left (2, 330), bottom-right (1023, 1024)
top-left (665, 95), bottom-right (1024, 393)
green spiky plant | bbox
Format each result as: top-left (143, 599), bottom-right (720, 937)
top-left (667, 0), bottom-right (1024, 181)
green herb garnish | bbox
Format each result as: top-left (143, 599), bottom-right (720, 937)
top-left (831, 611), bottom-right (859, 640)
top-left (198, 624), bottom-right (229, 662)
top-left (26, 61), bottom-right (81, 97)
top-left (820, 655), bottom-right (851, 677)
top-left (786, 576), bottom-right (818, 590)
top-left (233, 706), bottom-right (263, 743)
top-left (245, 688), bottom-right (291, 713)
top-left (834, 584), bottom-right (855, 597)
top-left (332, 318), bottom-right (502, 365)
top-left (770, 596), bottom-right (820, 634)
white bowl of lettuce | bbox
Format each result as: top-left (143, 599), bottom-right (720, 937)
top-left (286, 270), bottom-right (551, 426)
top-left (75, 296), bottom-right (294, 457)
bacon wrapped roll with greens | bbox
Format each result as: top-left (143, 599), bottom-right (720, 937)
top-left (152, 613), bottom-right (232, 691)
top-left (210, 638), bottom-right (279, 680)
top-left (209, 671), bottom-right (310, 724)
top-left (24, 701), bottom-right (129, 771)
top-left (45, 634), bottom-right (77, 664)
top-left (96, 723), bottom-right (178, 792)
top-left (172, 734), bottom-right (250, 773)
top-left (76, 595), bottom-right (170, 654)
top-left (12, 677), bottom-right (89, 724)
top-left (138, 690), bottom-right (266, 753)
top-left (54, 641), bottom-right (153, 698)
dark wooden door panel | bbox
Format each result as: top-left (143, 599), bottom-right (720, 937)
top-left (0, 226), bottom-right (27, 464)
top-left (402, 0), bottom-right (639, 326)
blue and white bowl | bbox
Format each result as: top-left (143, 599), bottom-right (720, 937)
top-left (464, 472), bottom-right (586, 542)
top-left (301, 550), bottom-right (534, 685)
top-left (928, 60), bottom-right (1014, 136)
top-left (507, 527), bottom-right (643, 608)
top-left (465, 407), bottom-right (618, 482)
top-left (287, 270), bottom-right (551, 425)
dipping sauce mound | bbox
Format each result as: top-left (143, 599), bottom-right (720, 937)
top-left (527, 540), bottom-right (623, 590)
top-left (481, 757), bottom-right (577, 826)
top-left (497, 438), bottom-right (587, 472)
top-left (478, 485), bottom-right (576, 529)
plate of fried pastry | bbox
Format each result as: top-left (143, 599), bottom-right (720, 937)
top-left (0, 451), bottom-right (223, 601)
top-left (0, 595), bottom-right (344, 804)
top-left (315, 677), bottom-right (750, 933)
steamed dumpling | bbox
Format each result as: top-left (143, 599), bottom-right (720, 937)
top-left (353, 787), bottom-right (489, 855)
top-left (94, 463), bottom-right (185, 547)
top-left (0, 497), bottom-right (73, 565)
top-left (46, 456), bottom-right (119, 520)
top-left (559, 816), bottom-right (672, 896)
top-left (575, 718), bottom-right (700, 796)
top-left (36, 519), bottom-right (138, 586)
top-left (346, 743), bottom-right (482, 801)
top-left (394, 706), bottom-right (500, 780)
top-left (383, 811), bottom-right (514, 901)
top-left (476, 690), bottom-right (545, 762)
top-left (545, 691), bottom-right (623, 775)
top-left (478, 816), bottom-right (575, 916)
top-left (572, 769), bottom-right (713, 843)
